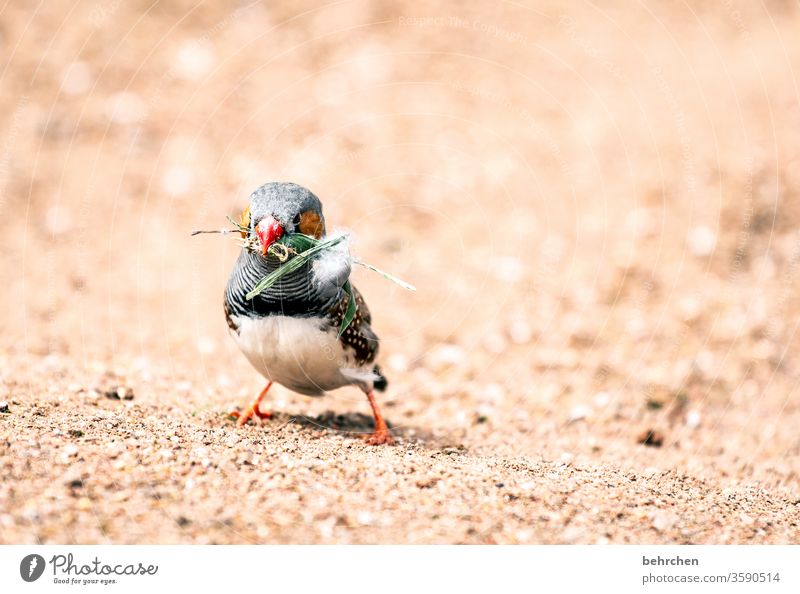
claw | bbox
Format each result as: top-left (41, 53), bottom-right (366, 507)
top-left (364, 428), bottom-right (394, 446)
top-left (253, 407), bottom-right (272, 420)
top-left (230, 382), bottom-right (273, 426)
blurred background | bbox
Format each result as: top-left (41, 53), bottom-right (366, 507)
top-left (1, 0), bottom-right (800, 543)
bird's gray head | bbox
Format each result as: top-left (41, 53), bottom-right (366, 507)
top-left (241, 182), bottom-right (326, 255)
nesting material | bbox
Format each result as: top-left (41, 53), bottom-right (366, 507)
top-left (193, 220), bottom-right (414, 335)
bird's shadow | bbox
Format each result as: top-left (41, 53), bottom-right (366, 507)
top-left (290, 410), bottom-right (382, 433)
top-left (229, 409), bottom-right (449, 448)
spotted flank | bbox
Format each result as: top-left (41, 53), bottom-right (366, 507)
top-left (330, 285), bottom-right (378, 365)
top-left (328, 285), bottom-right (388, 391)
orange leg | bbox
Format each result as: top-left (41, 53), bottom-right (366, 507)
top-left (229, 382), bottom-right (273, 426)
top-left (364, 389), bottom-right (394, 445)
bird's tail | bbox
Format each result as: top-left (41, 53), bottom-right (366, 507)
top-left (372, 365), bottom-right (388, 392)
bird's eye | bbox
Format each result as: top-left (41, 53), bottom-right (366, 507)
top-left (292, 213), bottom-right (301, 229)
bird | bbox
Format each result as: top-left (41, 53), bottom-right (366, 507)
top-left (223, 182), bottom-right (394, 445)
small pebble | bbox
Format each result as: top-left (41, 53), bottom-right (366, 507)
top-left (196, 337), bottom-right (217, 355)
top-left (515, 529), bottom-right (533, 541)
top-left (483, 383), bottom-right (504, 403)
top-left (560, 526), bottom-right (584, 543)
top-left (652, 512), bottom-right (675, 532)
top-left (174, 40), bottom-right (216, 81)
top-left (592, 392), bottom-right (610, 407)
top-left (356, 511), bottom-right (373, 525)
top-left (484, 333), bottom-right (507, 354)
top-left (256, 525), bottom-right (271, 539)
top-left (687, 225), bottom-right (716, 257)
top-left (637, 428), bottom-right (664, 447)
top-left (428, 344), bottom-right (466, 370)
top-left (686, 410), bottom-right (701, 428)
top-left (176, 516), bottom-right (191, 527)
top-left (508, 321), bottom-right (533, 344)
top-left (162, 166), bottom-right (193, 197)
top-left (45, 205), bottom-right (73, 236)
top-left (492, 257), bottom-right (524, 283)
top-left (104, 387), bottom-right (122, 400)
top-left (568, 405), bottom-right (590, 423)
top-left (105, 91), bottom-right (144, 124)
top-left (416, 477), bottom-right (440, 489)
top-left (387, 354), bottom-right (409, 373)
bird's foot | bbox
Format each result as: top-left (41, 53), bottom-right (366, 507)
top-left (229, 404), bottom-right (272, 426)
top-left (229, 382), bottom-right (273, 426)
top-left (364, 428), bottom-right (395, 446)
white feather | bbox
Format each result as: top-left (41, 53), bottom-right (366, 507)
top-left (311, 230), bottom-right (352, 289)
top-left (230, 313), bottom-right (377, 395)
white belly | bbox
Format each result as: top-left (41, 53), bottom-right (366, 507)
top-left (230, 314), bottom-right (375, 395)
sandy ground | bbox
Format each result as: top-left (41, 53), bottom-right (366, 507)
top-left (2, 0), bottom-right (800, 544)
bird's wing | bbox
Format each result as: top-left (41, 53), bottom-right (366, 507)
top-left (351, 284), bottom-right (372, 324)
top-left (330, 284), bottom-right (379, 366)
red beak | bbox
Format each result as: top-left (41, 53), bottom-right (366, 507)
top-left (256, 215), bottom-right (284, 255)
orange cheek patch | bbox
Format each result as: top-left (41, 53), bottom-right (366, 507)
top-left (298, 210), bottom-right (325, 238)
